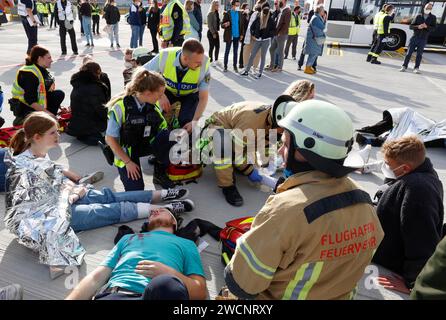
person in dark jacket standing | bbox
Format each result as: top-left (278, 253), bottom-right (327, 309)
top-left (18, 0), bottom-right (39, 55)
top-left (268, 0), bottom-right (291, 72)
top-left (240, 2), bottom-right (275, 79)
top-left (221, 0), bottom-right (243, 72)
top-left (103, 0), bottom-right (121, 48)
top-left (206, 0), bottom-right (220, 64)
top-left (80, 0), bottom-right (94, 46)
top-left (147, 0), bottom-right (160, 53)
top-left (400, 2), bottom-right (436, 74)
top-left (55, 0), bottom-right (78, 55)
top-left (411, 236), bottom-right (446, 300)
top-left (67, 61), bottom-right (109, 145)
top-left (372, 136), bottom-right (444, 290)
top-left (91, 0), bottom-right (100, 34)
top-left (192, 0), bottom-right (202, 40)
top-left (129, 0), bottom-right (145, 48)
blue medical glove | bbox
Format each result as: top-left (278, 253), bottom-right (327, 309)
top-left (248, 169), bottom-right (263, 183)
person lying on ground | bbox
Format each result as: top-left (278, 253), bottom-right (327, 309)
top-left (66, 207), bottom-right (207, 300)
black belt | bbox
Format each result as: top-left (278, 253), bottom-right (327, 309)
top-left (104, 286), bottom-right (141, 296)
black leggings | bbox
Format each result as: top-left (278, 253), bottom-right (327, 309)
top-left (207, 30), bottom-right (219, 62)
top-left (18, 90), bottom-right (64, 119)
top-left (92, 15), bottom-right (100, 34)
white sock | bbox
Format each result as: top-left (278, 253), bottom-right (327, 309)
top-left (136, 203), bottom-right (152, 219)
top-left (160, 189), bottom-right (168, 199)
top-left (261, 174), bottom-right (278, 189)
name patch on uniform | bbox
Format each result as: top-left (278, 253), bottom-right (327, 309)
top-left (144, 126), bottom-right (151, 137)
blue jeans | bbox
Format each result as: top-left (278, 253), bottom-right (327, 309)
top-left (307, 54), bottom-right (318, 67)
top-left (70, 187), bottom-right (153, 232)
top-left (82, 16), bottom-right (93, 44)
top-left (109, 23), bottom-right (119, 45)
top-left (0, 148), bottom-right (6, 192)
top-left (130, 25), bottom-right (141, 48)
top-left (403, 36), bottom-right (427, 69)
top-left (95, 275), bottom-right (189, 300)
top-left (224, 37), bottom-right (240, 68)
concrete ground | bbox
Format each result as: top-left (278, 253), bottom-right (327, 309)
top-left (0, 18), bottom-right (445, 300)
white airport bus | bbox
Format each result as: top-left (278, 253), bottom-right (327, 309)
top-left (324, 0), bottom-right (446, 50)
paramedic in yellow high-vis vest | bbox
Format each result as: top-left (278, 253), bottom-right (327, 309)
top-left (144, 39), bottom-right (210, 134)
top-left (11, 45), bottom-right (65, 126)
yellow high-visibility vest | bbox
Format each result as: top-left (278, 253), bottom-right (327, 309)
top-left (159, 0), bottom-right (191, 41)
top-left (11, 65), bottom-right (47, 110)
top-left (288, 13), bottom-right (300, 36)
top-left (158, 47), bottom-right (210, 97)
top-left (110, 99), bottom-right (167, 168)
top-left (377, 13), bottom-right (390, 35)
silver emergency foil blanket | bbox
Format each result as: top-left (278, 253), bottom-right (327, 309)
top-left (4, 150), bottom-right (85, 266)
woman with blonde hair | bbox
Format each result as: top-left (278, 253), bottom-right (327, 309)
top-left (105, 68), bottom-right (178, 190)
top-left (283, 79), bottom-right (315, 102)
top-left (207, 0), bottom-right (220, 64)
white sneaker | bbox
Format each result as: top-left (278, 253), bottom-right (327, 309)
top-left (413, 68), bottom-right (421, 74)
top-left (399, 66), bottom-right (407, 72)
top-left (0, 284), bottom-right (23, 300)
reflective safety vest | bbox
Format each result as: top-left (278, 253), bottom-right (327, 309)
top-left (158, 47), bottom-right (210, 97)
top-left (159, 0), bottom-right (191, 41)
top-left (11, 65), bottom-right (47, 110)
top-left (49, 3), bottom-right (55, 14)
top-left (373, 10), bottom-right (384, 31)
top-left (377, 13), bottom-right (390, 35)
top-left (110, 98), bottom-right (167, 168)
top-left (288, 13), bottom-right (300, 36)
top-left (91, 3), bottom-right (100, 16)
top-left (36, 2), bottom-right (46, 14)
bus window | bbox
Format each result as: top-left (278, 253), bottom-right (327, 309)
top-left (392, 4), bottom-right (422, 24)
top-left (328, 0), bottom-right (378, 24)
top-left (431, 1), bottom-right (446, 24)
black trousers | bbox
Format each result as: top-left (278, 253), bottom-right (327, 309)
top-left (149, 28), bottom-right (159, 53)
top-left (284, 34), bottom-right (298, 58)
top-left (59, 21), bottom-right (78, 54)
top-left (17, 90), bottom-right (64, 119)
top-left (21, 16), bottom-right (38, 54)
top-left (239, 42), bottom-right (245, 67)
top-left (92, 15), bottom-right (100, 34)
top-left (207, 30), bottom-right (219, 62)
top-left (50, 13), bottom-right (58, 28)
top-left (371, 34), bottom-right (386, 58)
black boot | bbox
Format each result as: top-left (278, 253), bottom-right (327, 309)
top-left (153, 163), bottom-right (176, 188)
top-left (370, 57), bottom-right (381, 64)
top-left (222, 185), bottom-right (243, 207)
top-left (366, 54), bottom-right (372, 62)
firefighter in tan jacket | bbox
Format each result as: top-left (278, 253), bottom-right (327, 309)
top-left (203, 94), bottom-right (299, 207)
top-left (224, 100), bottom-right (385, 300)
